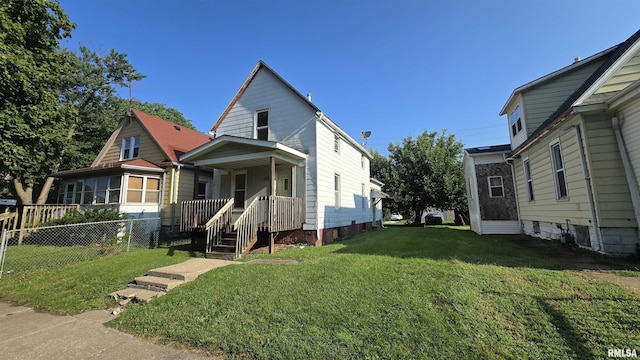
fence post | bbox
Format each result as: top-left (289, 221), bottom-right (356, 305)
top-left (127, 220), bottom-right (133, 252)
top-left (0, 230), bottom-right (8, 279)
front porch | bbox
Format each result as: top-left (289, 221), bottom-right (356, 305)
top-left (180, 136), bottom-right (308, 259)
top-left (180, 196), bottom-right (303, 259)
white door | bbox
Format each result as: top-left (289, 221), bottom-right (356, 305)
top-left (276, 166), bottom-right (292, 197)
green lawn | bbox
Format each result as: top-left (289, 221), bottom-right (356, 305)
top-left (106, 226), bottom-right (640, 359)
top-left (0, 247), bottom-right (201, 314)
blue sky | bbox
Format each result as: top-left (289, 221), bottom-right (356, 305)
top-left (58, 0), bottom-right (640, 154)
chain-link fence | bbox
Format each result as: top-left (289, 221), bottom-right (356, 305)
top-left (0, 217), bottom-right (160, 279)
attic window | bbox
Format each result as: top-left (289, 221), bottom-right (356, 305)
top-left (121, 136), bottom-right (140, 160)
top-left (255, 109), bottom-right (269, 140)
top-left (510, 105), bottom-right (522, 136)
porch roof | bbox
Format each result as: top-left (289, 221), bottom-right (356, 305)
top-left (180, 135), bottom-right (308, 169)
top-left (51, 159), bottom-right (164, 179)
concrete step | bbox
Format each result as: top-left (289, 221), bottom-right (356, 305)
top-left (133, 275), bottom-right (184, 291)
top-left (147, 258), bottom-right (236, 282)
top-left (109, 288), bottom-right (166, 304)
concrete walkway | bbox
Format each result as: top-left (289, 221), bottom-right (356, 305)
top-left (0, 302), bottom-right (213, 359)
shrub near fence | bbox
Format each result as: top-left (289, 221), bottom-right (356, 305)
top-left (0, 217), bottom-right (161, 279)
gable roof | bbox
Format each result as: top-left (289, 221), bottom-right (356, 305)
top-left (131, 109), bottom-right (212, 163)
top-left (210, 60), bottom-right (371, 158)
top-left (210, 61), bottom-right (320, 133)
top-left (511, 28), bottom-right (640, 155)
top-left (499, 46), bottom-right (616, 116)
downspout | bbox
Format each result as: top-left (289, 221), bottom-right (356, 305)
top-left (507, 154), bottom-right (522, 233)
top-left (573, 123), bottom-right (604, 252)
top-left (612, 115), bottom-right (640, 246)
top-left (160, 167), bottom-right (168, 229)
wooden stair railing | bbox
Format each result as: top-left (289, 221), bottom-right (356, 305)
top-left (204, 198), bottom-right (234, 253)
top-left (233, 197), bottom-right (268, 259)
top-left (232, 196), bottom-right (303, 259)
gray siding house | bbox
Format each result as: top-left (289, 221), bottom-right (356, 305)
top-left (465, 29), bottom-right (640, 255)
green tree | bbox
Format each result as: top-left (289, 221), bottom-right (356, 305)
top-left (387, 130), bottom-right (466, 225)
top-left (0, 0), bottom-right (75, 204)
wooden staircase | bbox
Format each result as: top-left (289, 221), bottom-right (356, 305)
top-left (206, 230), bottom-right (237, 260)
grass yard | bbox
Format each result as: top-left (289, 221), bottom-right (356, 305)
top-left (0, 247), bottom-right (201, 314)
top-left (108, 226), bottom-right (640, 359)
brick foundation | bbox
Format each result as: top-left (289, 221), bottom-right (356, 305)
top-left (276, 221), bottom-right (381, 247)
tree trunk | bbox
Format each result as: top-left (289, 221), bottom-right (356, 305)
top-left (13, 179), bottom-right (33, 205)
top-left (36, 176), bottom-right (57, 204)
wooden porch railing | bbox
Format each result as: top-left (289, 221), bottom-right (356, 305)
top-left (0, 209), bottom-right (18, 233)
top-left (20, 204), bottom-right (80, 229)
top-left (205, 198), bottom-right (234, 253)
top-left (180, 199), bottom-right (232, 232)
top-left (233, 196), bottom-right (303, 258)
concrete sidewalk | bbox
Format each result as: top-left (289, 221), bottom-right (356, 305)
top-left (0, 302), bottom-right (212, 359)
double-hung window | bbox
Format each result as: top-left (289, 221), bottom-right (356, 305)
top-left (121, 136), bottom-right (140, 160)
top-left (334, 134), bottom-right (340, 154)
top-left (510, 105), bottom-right (522, 136)
top-left (126, 175), bottom-right (160, 203)
top-left (523, 159), bottom-right (534, 202)
top-left (255, 109), bottom-right (269, 140)
top-left (550, 140), bottom-right (568, 199)
top-left (488, 176), bottom-right (504, 197)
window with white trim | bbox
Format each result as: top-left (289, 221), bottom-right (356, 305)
top-left (510, 105), bottom-right (522, 136)
top-left (488, 176), bottom-right (504, 197)
top-left (550, 140), bottom-right (568, 199)
top-left (126, 175), bottom-right (160, 203)
top-left (121, 136), bottom-right (140, 160)
top-left (334, 174), bottom-right (341, 208)
top-left (57, 176), bottom-right (121, 205)
top-left (523, 159), bottom-right (534, 202)
top-left (255, 109), bottom-right (269, 141)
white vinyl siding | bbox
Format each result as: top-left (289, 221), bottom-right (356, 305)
top-left (316, 120), bottom-right (372, 229)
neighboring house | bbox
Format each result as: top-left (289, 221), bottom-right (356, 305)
top-left (465, 28), bottom-right (640, 255)
top-left (51, 109), bottom-right (214, 229)
top-left (464, 144), bottom-right (519, 234)
top-left (180, 60), bottom-right (384, 249)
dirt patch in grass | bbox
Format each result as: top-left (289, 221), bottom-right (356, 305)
top-left (580, 271), bottom-right (640, 296)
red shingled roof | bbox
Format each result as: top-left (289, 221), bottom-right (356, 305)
top-left (131, 109), bottom-right (212, 163)
top-left (52, 159), bottom-right (162, 178)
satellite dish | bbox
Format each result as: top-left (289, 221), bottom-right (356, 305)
top-left (361, 131), bottom-right (372, 146)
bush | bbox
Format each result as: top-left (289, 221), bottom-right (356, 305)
top-left (41, 207), bottom-right (126, 226)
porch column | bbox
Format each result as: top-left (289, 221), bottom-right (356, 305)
top-left (269, 156), bottom-right (275, 254)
